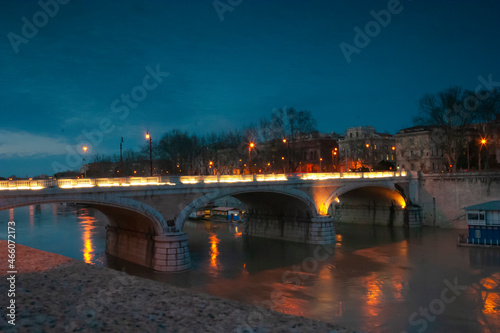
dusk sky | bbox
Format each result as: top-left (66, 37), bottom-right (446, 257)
top-left (1, 0), bottom-right (499, 177)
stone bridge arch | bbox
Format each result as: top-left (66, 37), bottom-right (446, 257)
top-left (323, 181), bottom-right (406, 210)
top-left (175, 186), bottom-right (320, 230)
top-left (0, 195), bottom-right (191, 272)
top-left (323, 181), bottom-right (407, 226)
top-left (176, 186), bottom-right (334, 244)
top-left (0, 194), bottom-right (167, 235)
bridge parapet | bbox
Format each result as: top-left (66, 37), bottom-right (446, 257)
top-left (0, 171), bottom-right (408, 191)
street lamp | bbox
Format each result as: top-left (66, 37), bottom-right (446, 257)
top-left (332, 149), bottom-right (337, 172)
top-left (365, 141), bottom-right (374, 171)
top-left (82, 146), bottom-right (88, 178)
top-left (319, 157), bottom-right (323, 172)
top-left (209, 161), bottom-right (213, 175)
top-left (120, 137), bottom-right (124, 175)
top-left (146, 131), bottom-right (153, 176)
top-left (283, 138), bottom-right (291, 173)
top-left (479, 137), bottom-right (487, 171)
top-left (248, 142), bottom-right (255, 174)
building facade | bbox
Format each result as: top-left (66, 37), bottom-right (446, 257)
top-left (292, 132), bottom-right (339, 172)
top-left (395, 126), bottom-right (449, 173)
top-left (338, 126), bottom-right (396, 172)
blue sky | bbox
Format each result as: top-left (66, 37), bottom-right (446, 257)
top-left (1, 0), bottom-right (499, 177)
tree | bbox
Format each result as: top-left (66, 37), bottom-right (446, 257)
top-left (158, 130), bottom-right (202, 174)
top-left (269, 107), bottom-right (317, 171)
top-left (415, 87), bottom-right (475, 172)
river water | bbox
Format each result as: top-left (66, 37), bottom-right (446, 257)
top-left (1, 204), bottom-right (499, 333)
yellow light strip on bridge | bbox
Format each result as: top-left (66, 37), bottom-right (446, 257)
top-left (363, 172), bottom-right (395, 178)
top-left (60, 184), bottom-right (96, 189)
top-left (300, 174), bottom-right (342, 180)
top-left (219, 178), bottom-right (253, 183)
top-left (255, 175), bottom-right (287, 182)
top-left (180, 178), bottom-right (199, 184)
top-left (129, 182), bottom-right (171, 186)
top-left (340, 174), bottom-right (363, 179)
top-left (0, 172), bottom-right (408, 190)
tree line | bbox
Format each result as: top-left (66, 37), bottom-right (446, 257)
top-left (415, 86), bottom-right (499, 171)
top-left (66, 107), bottom-right (318, 178)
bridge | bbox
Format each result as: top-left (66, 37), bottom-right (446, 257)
top-left (0, 171), bottom-right (415, 272)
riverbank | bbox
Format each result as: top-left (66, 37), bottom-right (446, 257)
top-left (0, 240), bottom-right (356, 332)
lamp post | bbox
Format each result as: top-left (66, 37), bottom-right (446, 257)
top-left (120, 137), bottom-right (124, 176)
top-left (365, 141), bottom-right (374, 171)
top-left (283, 138), bottom-right (290, 173)
top-left (332, 148), bottom-right (337, 172)
top-left (319, 157), bottom-right (323, 172)
top-left (82, 146), bottom-right (88, 178)
top-left (146, 131), bottom-right (153, 176)
top-left (479, 137), bottom-right (487, 171)
top-left (248, 142), bottom-right (255, 174)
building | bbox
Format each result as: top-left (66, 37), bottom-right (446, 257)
top-left (394, 125), bottom-right (448, 173)
top-left (396, 115), bottom-right (500, 173)
top-left (338, 126), bottom-right (396, 171)
top-left (462, 201), bottom-right (500, 246)
top-left (293, 132), bottom-right (339, 172)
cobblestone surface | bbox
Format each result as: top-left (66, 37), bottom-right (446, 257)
top-left (0, 241), bottom-right (357, 332)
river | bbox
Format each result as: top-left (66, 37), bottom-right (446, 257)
top-left (1, 204), bottom-right (499, 332)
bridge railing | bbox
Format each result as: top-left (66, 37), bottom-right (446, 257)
top-left (0, 171), bottom-right (407, 191)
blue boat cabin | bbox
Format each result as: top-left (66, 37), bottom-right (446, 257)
top-left (464, 201), bottom-right (500, 246)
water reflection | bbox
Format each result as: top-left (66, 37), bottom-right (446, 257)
top-left (478, 273), bottom-right (500, 325)
top-left (78, 208), bottom-right (98, 264)
top-left (1, 206), bottom-right (500, 332)
top-left (209, 233), bottom-right (221, 272)
top-left (29, 205), bottom-right (34, 226)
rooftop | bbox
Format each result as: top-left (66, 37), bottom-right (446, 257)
top-left (464, 201), bottom-right (500, 211)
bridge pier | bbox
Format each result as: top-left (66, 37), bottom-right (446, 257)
top-left (244, 214), bottom-right (335, 244)
top-left (106, 226), bottom-right (191, 272)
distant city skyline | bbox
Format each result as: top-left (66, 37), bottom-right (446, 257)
top-left (1, 0), bottom-right (499, 177)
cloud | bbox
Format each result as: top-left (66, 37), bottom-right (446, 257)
top-left (0, 130), bottom-right (69, 157)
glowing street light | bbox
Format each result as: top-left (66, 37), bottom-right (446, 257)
top-left (82, 146), bottom-right (88, 178)
top-left (146, 131), bottom-right (153, 176)
top-left (248, 142), bottom-right (255, 173)
top-left (479, 136), bottom-right (488, 171)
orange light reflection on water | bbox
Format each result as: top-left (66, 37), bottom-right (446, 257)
top-left (479, 273), bottom-right (500, 317)
top-left (364, 273), bottom-right (382, 307)
top-left (209, 233), bottom-right (221, 272)
top-left (9, 208), bottom-right (14, 221)
top-left (79, 210), bottom-right (96, 264)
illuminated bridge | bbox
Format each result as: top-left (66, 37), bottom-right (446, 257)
top-left (0, 171), bottom-right (416, 272)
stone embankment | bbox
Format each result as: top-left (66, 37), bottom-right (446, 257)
top-left (0, 240), bottom-right (357, 332)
